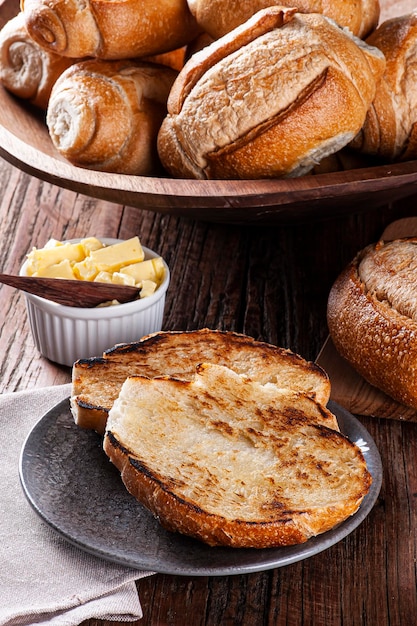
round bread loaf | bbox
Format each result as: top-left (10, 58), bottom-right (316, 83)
top-left (327, 238), bottom-right (417, 410)
top-left (350, 11), bottom-right (417, 161)
top-left (187, 0), bottom-right (380, 39)
top-left (157, 7), bottom-right (386, 180)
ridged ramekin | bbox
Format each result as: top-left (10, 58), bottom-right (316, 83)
top-left (20, 238), bottom-right (170, 367)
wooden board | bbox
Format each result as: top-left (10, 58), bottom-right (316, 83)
top-left (317, 216), bottom-right (417, 421)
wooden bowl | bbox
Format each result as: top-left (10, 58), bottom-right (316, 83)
top-left (0, 0), bottom-right (416, 224)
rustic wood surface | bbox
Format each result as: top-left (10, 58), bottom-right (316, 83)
top-left (2, 155), bottom-right (417, 625)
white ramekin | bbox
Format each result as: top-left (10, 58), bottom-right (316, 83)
top-left (20, 238), bottom-right (170, 367)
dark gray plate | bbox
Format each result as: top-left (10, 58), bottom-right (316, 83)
top-left (19, 399), bottom-right (382, 576)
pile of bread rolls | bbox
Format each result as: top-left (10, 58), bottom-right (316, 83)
top-left (0, 0), bottom-right (416, 178)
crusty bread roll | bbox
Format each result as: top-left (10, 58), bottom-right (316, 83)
top-left (0, 13), bottom-right (74, 109)
top-left (46, 59), bottom-right (177, 175)
top-left (103, 362), bottom-right (371, 548)
top-left (157, 7), bottom-right (385, 180)
top-left (187, 0), bottom-right (380, 39)
top-left (145, 47), bottom-right (186, 72)
top-left (327, 238), bottom-right (417, 411)
top-left (21, 0), bottom-right (201, 60)
top-left (71, 328), bottom-right (331, 434)
top-left (350, 12), bottom-right (417, 161)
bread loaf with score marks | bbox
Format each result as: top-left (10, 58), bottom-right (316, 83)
top-left (186, 0), bottom-right (380, 39)
top-left (157, 7), bottom-right (386, 179)
top-left (328, 237), bottom-right (417, 410)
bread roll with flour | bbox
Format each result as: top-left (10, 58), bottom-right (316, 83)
top-left (0, 13), bottom-right (74, 109)
top-left (157, 7), bottom-right (386, 180)
top-left (187, 0), bottom-right (380, 39)
top-left (46, 59), bottom-right (177, 175)
top-left (327, 238), bottom-right (417, 411)
top-left (350, 12), bottom-right (417, 161)
top-left (21, 0), bottom-right (201, 60)
top-left (103, 362), bottom-right (372, 548)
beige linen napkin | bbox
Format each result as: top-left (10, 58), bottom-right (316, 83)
top-left (0, 383), bottom-right (153, 625)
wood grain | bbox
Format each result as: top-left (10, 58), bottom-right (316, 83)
top-left (0, 1), bottom-right (417, 624)
top-left (2, 157), bottom-right (417, 625)
top-left (317, 217), bottom-right (417, 421)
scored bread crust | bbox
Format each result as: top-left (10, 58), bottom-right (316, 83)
top-left (71, 328), bottom-right (331, 434)
top-left (186, 0), bottom-right (380, 39)
top-left (327, 238), bottom-right (417, 410)
top-left (350, 12), bottom-right (417, 161)
top-left (103, 363), bottom-right (371, 548)
top-left (157, 7), bottom-right (385, 180)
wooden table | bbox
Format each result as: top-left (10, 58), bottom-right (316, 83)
top-left (1, 157), bottom-right (417, 625)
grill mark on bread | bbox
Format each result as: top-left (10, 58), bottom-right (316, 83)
top-left (71, 329), bottom-right (332, 434)
top-left (103, 362), bottom-right (371, 547)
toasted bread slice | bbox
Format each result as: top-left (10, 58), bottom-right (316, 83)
top-left (103, 363), bottom-right (371, 548)
top-left (71, 329), bottom-right (331, 434)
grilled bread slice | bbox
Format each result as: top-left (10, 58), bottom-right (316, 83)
top-left (103, 362), bottom-right (371, 548)
top-left (71, 329), bottom-right (331, 434)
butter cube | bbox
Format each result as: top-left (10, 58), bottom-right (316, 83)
top-left (139, 280), bottom-right (157, 298)
top-left (73, 256), bottom-right (98, 281)
top-left (89, 237), bottom-right (144, 272)
top-left (111, 272), bottom-right (136, 286)
top-left (120, 257), bottom-right (165, 284)
top-left (94, 271), bottom-right (113, 284)
top-left (33, 258), bottom-right (76, 280)
top-left (80, 237), bottom-right (105, 255)
top-left (26, 242), bottom-right (85, 275)
top-left (43, 239), bottom-right (62, 249)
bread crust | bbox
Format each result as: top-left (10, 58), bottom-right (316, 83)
top-left (327, 238), bottom-right (417, 410)
top-left (351, 12), bottom-right (417, 161)
top-left (187, 0), bottom-right (380, 39)
top-left (21, 0), bottom-right (201, 60)
top-left (103, 365), bottom-right (371, 548)
top-left (0, 12), bottom-right (74, 109)
top-left (71, 328), bottom-right (331, 434)
top-left (157, 7), bottom-right (385, 179)
top-left (46, 59), bottom-right (177, 175)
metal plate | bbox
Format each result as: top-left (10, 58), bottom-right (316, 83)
top-left (19, 399), bottom-right (382, 576)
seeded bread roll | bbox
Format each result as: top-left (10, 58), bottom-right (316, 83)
top-left (350, 12), bottom-right (417, 161)
top-left (327, 238), bottom-right (417, 410)
top-left (187, 0), bottom-right (380, 39)
top-left (157, 7), bottom-right (386, 180)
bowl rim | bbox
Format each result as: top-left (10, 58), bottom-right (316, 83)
top-left (19, 238), bottom-right (170, 318)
